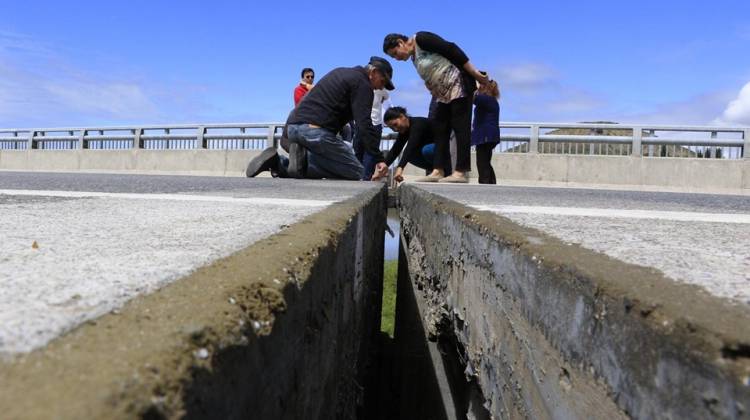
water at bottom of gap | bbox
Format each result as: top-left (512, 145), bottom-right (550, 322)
top-left (384, 208), bottom-right (400, 261)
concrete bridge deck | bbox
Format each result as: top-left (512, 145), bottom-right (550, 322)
top-left (395, 184), bottom-right (750, 419)
top-left (2, 171), bottom-right (749, 419)
top-left (0, 173), bottom-right (387, 419)
top-left (418, 183), bottom-right (750, 304)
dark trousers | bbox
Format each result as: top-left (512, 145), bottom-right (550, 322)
top-left (475, 142), bottom-right (498, 184)
top-left (286, 124), bottom-right (363, 180)
top-left (433, 96), bottom-right (473, 172)
top-left (359, 124), bottom-right (382, 180)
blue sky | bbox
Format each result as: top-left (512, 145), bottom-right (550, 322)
top-left (1, 0), bottom-right (749, 128)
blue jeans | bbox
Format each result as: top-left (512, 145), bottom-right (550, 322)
top-left (286, 124), bottom-right (364, 180)
top-left (407, 144), bottom-right (451, 175)
top-left (358, 124), bottom-right (382, 180)
top-left (410, 144), bottom-right (434, 170)
top-left (362, 152), bottom-right (378, 180)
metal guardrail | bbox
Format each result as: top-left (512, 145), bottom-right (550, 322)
top-left (0, 122), bottom-right (748, 159)
top-left (0, 123), bottom-right (288, 151)
top-left (496, 122), bottom-right (750, 159)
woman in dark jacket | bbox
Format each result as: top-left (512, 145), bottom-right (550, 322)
top-left (472, 80), bottom-right (500, 184)
top-left (382, 106), bottom-right (442, 183)
top-left (384, 31), bottom-right (489, 183)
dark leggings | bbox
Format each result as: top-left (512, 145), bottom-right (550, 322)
top-left (475, 142), bottom-right (498, 184)
top-left (432, 96), bottom-right (473, 172)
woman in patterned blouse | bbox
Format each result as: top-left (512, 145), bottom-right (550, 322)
top-left (384, 32), bottom-right (489, 183)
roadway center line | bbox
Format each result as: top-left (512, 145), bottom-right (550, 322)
top-left (472, 204), bottom-right (750, 224)
top-left (0, 189), bottom-right (333, 207)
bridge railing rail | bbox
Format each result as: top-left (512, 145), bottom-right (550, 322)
top-left (497, 122), bottom-right (749, 160)
top-left (1, 122), bottom-right (748, 159)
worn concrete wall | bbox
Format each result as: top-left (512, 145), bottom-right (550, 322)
top-left (0, 186), bottom-right (386, 419)
top-left (396, 185), bottom-right (750, 419)
top-left (401, 153), bottom-right (750, 192)
top-left (3, 150), bottom-right (749, 192)
top-left (0, 149), bottom-right (262, 177)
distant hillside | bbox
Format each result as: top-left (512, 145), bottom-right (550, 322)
top-left (507, 122), bottom-right (698, 157)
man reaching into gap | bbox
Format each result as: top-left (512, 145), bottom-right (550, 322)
top-left (246, 56), bottom-right (395, 181)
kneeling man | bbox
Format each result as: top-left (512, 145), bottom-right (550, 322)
top-left (247, 57), bottom-right (394, 180)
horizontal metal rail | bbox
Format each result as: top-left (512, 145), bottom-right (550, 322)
top-left (499, 135), bottom-right (744, 147)
top-left (0, 121), bottom-right (747, 159)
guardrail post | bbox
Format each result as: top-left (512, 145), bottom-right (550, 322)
top-left (709, 131), bottom-right (717, 159)
top-left (28, 130), bottom-right (36, 150)
top-left (196, 126), bottom-right (206, 149)
top-left (267, 125), bottom-right (277, 149)
top-left (529, 125), bottom-right (539, 154)
top-left (632, 127), bottom-right (642, 157)
top-left (132, 128), bottom-right (142, 149)
top-left (77, 130), bottom-right (86, 149)
top-left (164, 128), bottom-right (170, 149)
top-left (743, 129), bottom-right (750, 159)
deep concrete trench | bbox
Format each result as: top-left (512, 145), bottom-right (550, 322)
top-left (361, 202), bottom-right (492, 420)
top-left (3, 184), bottom-right (748, 419)
top-left (385, 185), bottom-right (750, 420)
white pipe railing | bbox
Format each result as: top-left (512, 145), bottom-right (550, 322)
top-left (0, 121), bottom-right (748, 159)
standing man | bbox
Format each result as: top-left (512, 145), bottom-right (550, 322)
top-left (246, 57), bottom-right (395, 180)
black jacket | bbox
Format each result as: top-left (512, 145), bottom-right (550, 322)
top-left (287, 66), bottom-right (383, 162)
top-left (385, 117), bottom-right (434, 169)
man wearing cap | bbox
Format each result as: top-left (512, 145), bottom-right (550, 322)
top-left (246, 57), bottom-right (395, 181)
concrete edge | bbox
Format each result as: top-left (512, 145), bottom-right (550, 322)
top-left (396, 177), bottom-right (750, 196)
top-left (397, 153), bottom-right (750, 194)
top-left (0, 149), bottom-right (265, 177)
top-left (397, 184), bottom-right (750, 418)
top-left (0, 184), bottom-right (387, 419)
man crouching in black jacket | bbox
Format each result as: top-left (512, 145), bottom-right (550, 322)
top-left (246, 56), bottom-right (394, 180)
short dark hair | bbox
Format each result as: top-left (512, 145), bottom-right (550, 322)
top-left (300, 68), bottom-right (314, 78)
top-left (384, 106), bottom-right (407, 122)
top-left (383, 33), bottom-right (408, 53)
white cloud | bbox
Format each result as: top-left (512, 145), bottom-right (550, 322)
top-left (715, 82), bottom-right (750, 125)
top-left (385, 78), bottom-right (431, 116)
top-left (616, 91), bottom-right (734, 126)
top-left (0, 31), bottom-right (208, 127)
top-left (387, 61), bottom-right (743, 127)
top-left (384, 62), bottom-right (608, 123)
top-left (44, 82), bottom-right (158, 118)
top-left (493, 63), bottom-right (558, 93)
top-left (488, 62), bottom-right (606, 121)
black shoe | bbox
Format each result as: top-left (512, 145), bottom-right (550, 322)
top-left (246, 147), bottom-right (279, 177)
top-left (287, 143), bottom-right (307, 179)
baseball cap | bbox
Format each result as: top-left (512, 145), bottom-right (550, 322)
top-left (368, 56), bottom-right (395, 91)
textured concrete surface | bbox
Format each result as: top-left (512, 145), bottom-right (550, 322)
top-left (399, 153), bottom-right (750, 194)
top-left (420, 184), bottom-right (750, 304)
top-left (0, 149), bottom-right (263, 177)
top-left (0, 171), bottom-right (373, 199)
top-left (0, 192), bottom-right (325, 355)
top-left (396, 184), bottom-right (750, 419)
top-left (0, 173), bottom-right (387, 419)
